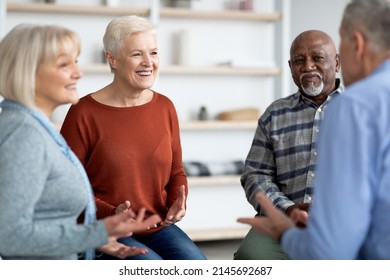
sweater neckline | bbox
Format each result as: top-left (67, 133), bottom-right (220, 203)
top-left (85, 90), bottom-right (157, 111)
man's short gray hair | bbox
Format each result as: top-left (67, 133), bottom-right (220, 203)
top-left (342, 0), bottom-right (390, 54)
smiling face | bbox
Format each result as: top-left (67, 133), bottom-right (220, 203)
top-left (289, 31), bottom-right (340, 99)
top-left (110, 30), bottom-right (159, 92)
top-left (35, 47), bottom-right (82, 116)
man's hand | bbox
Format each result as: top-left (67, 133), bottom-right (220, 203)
top-left (287, 204), bottom-right (310, 228)
top-left (237, 193), bottom-right (295, 241)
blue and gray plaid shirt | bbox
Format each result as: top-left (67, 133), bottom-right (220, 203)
top-left (241, 79), bottom-right (344, 214)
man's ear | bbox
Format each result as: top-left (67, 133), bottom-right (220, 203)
top-left (335, 53), bottom-right (341, 73)
top-left (353, 31), bottom-right (367, 62)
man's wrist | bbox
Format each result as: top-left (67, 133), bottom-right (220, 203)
top-left (277, 225), bottom-right (292, 243)
top-left (277, 229), bottom-right (286, 243)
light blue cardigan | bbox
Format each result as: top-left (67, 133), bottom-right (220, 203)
top-left (0, 108), bottom-right (107, 259)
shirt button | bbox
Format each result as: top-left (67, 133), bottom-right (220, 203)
top-left (310, 172), bottom-right (315, 177)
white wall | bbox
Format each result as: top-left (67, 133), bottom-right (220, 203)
top-left (288, 0), bottom-right (349, 93)
top-left (290, 0), bottom-right (349, 45)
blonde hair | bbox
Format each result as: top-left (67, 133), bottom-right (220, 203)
top-left (0, 23), bottom-right (80, 109)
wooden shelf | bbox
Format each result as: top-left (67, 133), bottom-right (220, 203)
top-left (180, 120), bottom-right (257, 130)
top-left (161, 65), bottom-right (281, 76)
top-left (82, 63), bottom-right (281, 76)
top-left (186, 227), bottom-right (248, 242)
top-left (188, 175), bottom-right (240, 186)
top-left (7, 3), bottom-right (281, 22)
top-left (7, 3), bottom-right (149, 16)
top-left (81, 64), bottom-right (111, 74)
top-left (160, 7), bottom-right (282, 21)
top-left (53, 119), bottom-right (256, 132)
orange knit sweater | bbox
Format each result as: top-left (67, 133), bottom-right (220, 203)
top-left (61, 92), bottom-right (187, 235)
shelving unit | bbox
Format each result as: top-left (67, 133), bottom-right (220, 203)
top-left (188, 175), bottom-right (240, 186)
top-left (180, 120), bottom-right (257, 131)
top-left (5, 2), bottom-right (281, 21)
top-left (3, 0), bottom-right (289, 241)
top-left (159, 6), bottom-right (281, 21)
top-left (6, 2), bottom-right (150, 16)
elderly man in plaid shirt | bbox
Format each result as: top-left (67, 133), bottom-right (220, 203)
top-left (234, 30), bottom-right (344, 260)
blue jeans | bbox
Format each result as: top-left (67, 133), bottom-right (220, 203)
top-left (97, 225), bottom-right (207, 260)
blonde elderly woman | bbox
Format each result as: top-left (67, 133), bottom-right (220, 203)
top-left (61, 15), bottom-right (206, 260)
top-left (0, 23), bottom-right (161, 260)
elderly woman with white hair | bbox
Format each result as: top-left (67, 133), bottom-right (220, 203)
top-left (61, 15), bottom-right (206, 260)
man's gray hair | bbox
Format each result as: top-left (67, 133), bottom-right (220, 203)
top-left (342, 0), bottom-right (390, 54)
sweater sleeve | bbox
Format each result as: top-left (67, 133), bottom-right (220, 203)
top-left (61, 105), bottom-right (89, 166)
top-left (166, 100), bottom-right (188, 209)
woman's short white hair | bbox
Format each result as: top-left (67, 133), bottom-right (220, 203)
top-left (0, 23), bottom-right (80, 109)
top-left (103, 15), bottom-right (156, 55)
